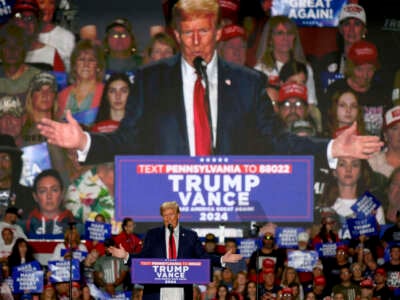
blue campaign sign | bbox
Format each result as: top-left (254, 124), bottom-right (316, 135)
top-left (347, 215), bottom-right (378, 238)
top-left (12, 261), bottom-right (41, 273)
top-left (12, 270), bottom-right (44, 294)
top-left (272, 0), bottom-right (347, 27)
top-left (275, 227), bottom-right (305, 248)
top-left (71, 107), bottom-right (99, 126)
top-left (115, 155), bottom-right (314, 222)
top-left (131, 259), bottom-right (210, 284)
top-left (315, 242), bottom-right (337, 257)
top-left (287, 250), bottom-right (319, 272)
top-left (351, 191), bottom-right (381, 218)
top-left (85, 221), bottom-right (112, 241)
top-left (48, 259), bottom-right (80, 283)
top-left (238, 239), bottom-right (259, 258)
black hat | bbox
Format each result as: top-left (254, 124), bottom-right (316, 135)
top-left (205, 233), bottom-right (217, 243)
top-left (0, 134), bottom-right (22, 155)
top-left (5, 206), bottom-right (21, 218)
top-left (106, 18), bottom-right (132, 33)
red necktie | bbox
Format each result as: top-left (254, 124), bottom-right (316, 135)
top-left (169, 231), bottom-right (176, 259)
top-left (193, 74), bottom-right (211, 155)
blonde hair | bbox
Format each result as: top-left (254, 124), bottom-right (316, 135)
top-left (160, 201), bottom-right (180, 215)
top-left (172, 0), bottom-right (221, 30)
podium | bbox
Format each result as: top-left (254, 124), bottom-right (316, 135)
top-left (130, 258), bottom-right (210, 284)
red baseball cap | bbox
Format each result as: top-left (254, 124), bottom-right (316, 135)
top-left (263, 268), bottom-right (275, 275)
top-left (348, 40), bottom-right (379, 68)
top-left (219, 0), bottom-right (240, 24)
top-left (262, 258), bottom-right (275, 269)
top-left (278, 82), bottom-right (307, 103)
top-left (360, 278), bottom-right (374, 288)
top-left (375, 268), bottom-right (386, 276)
top-left (220, 25), bottom-right (246, 41)
top-left (314, 275), bottom-right (326, 286)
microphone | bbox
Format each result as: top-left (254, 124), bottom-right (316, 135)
top-left (168, 224), bottom-right (174, 232)
top-left (193, 56), bottom-right (207, 79)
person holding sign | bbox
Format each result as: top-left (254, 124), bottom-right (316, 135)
top-left (38, 0), bottom-right (382, 168)
top-left (109, 201), bottom-right (242, 300)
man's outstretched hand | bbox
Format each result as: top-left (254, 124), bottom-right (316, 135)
top-left (221, 249), bottom-right (243, 264)
top-left (37, 110), bottom-right (88, 151)
top-left (332, 122), bottom-right (383, 159)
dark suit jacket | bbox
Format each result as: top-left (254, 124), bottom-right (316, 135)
top-left (85, 54), bottom-right (328, 164)
top-left (131, 225), bottom-right (220, 300)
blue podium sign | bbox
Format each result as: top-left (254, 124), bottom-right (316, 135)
top-left (131, 259), bottom-right (210, 284)
top-left (115, 155), bottom-right (314, 222)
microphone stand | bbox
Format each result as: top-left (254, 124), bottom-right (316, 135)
top-left (68, 222), bottom-right (75, 299)
top-left (253, 225), bottom-right (260, 300)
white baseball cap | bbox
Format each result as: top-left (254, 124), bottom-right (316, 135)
top-left (339, 4), bottom-right (366, 25)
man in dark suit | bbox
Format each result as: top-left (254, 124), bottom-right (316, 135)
top-left (38, 0), bottom-right (382, 164)
top-left (109, 201), bottom-right (241, 300)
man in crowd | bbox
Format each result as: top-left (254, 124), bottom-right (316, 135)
top-left (38, 0), bottom-right (382, 166)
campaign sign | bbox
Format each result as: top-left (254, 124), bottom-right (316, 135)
top-left (103, 291), bottom-right (132, 300)
top-left (12, 270), bottom-right (44, 294)
top-left (131, 259), bottom-right (210, 284)
top-left (60, 249), bottom-right (88, 261)
top-left (85, 221), bottom-right (112, 241)
top-left (287, 250), bottom-right (319, 272)
top-left (272, 0), bottom-right (347, 27)
top-left (347, 215), bottom-right (378, 238)
top-left (238, 239), bottom-right (258, 258)
top-left (315, 243), bottom-right (337, 257)
top-left (351, 191), bottom-right (381, 218)
top-left (48, 259), bottom-right (80, 283)
top-left (275, 227), bottom-right (305, 248)
top-left (20, 143), bottom-right (52, 187)
top-left (12, 261), bottom-right (41, 273)
top-left (115, 156), bottom-right (314, 222)
top-left (71, 107), bottom-right (99, 126)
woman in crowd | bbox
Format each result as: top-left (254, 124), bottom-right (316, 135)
top-left (382, 167), bottom-right (400, 223)
top-left (57, 39), bottom-right (105, 127)
top-left (231, 270), bottom-right (247, 299)
top-left (369, 106), bottom-right (400, 178)
top-left (320, 157), bottom-right (385, 240)
top-left (280, 267), bottom-right (303, 300)
top-left (25, 169), bottom-right (76, 238)
top-left (243, 280), bottom-right (257, 300)
top-left (37, 0), bottom-right (76, 71)
top-left (51, 226), bottom-right (87, 262)
top-left (254, 15), bottom-right (319, 114)
top-left (103, 18), bottom-right (142, 78)
top-left (144, 31), bottom-right (178, 64)
top-left (325, 89), bottom-right (365, 138)
top-left (213, 284), bottom-right (231, 300)
top-left (91, 72), bottom-right (132, 132)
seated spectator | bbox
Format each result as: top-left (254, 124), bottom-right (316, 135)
top-left (51, 226), bottom-right (88, 262)
top-left (383, 167), bottom-right (400, 223)
top-left (0, 22), bottom-right (41, 106)
top-left (0, 228), bottom-right (15, 263)
top-left (57, 39), bottom-right (105, 127)
top-left (113, 217), bottom-right (142, 255)
top-left (25, 169), bottom-right (77, 238)
top-left (11, 0), bottom-right (66, 72)
top-left (276, 82), bottom-right (314, 131)
top-left (37, 0), bottom-right (76, 71)
top-left (369, 106), bottom-right (400, 178)
top-left (218, 24), bottom-right (247, 66)
top-left (144, 31), bottom-right (178, 64)
top-left (103, 18), bottom-right (143, 80)
top-left (0, 95), bottom-right (26, 147)
top-left (224, 238), bottom-right (247, 275)
top-left (280, 267), bottom-right (303, 300)
top-left (325, 89), bottom-right (365, 138)
top-left (231, 270), bottom-right (247, 299)
top-left (220, 267), bottom-right (235, 291)
top-left (91, 72), bottom-right (132, 132)
top-left (0, 134), bottom-right (34, 219)
top-left (0, 206), bottom-right (27, 240)
top-left (243, 280), bottom-right (257, 300)
top-left (93, 237), bottom-right (128, 295)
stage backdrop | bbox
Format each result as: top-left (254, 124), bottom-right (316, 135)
top-left (115, 155), bottom-right (314, 223)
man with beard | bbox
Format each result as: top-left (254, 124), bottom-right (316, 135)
top-left (0, 134), bottom-right (34, 219)
top-left (277, 82), bottom-right (315, 132)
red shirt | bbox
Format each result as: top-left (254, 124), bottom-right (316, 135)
top-left (113, 231), bottom-right (143, 254)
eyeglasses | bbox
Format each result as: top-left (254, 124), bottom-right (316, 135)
top-left (110, 32), bottom-right (128, 39)
top-left (280, 101), bottom-right (306, 109)
top-left (14, 13), bottom-right (36, 23)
